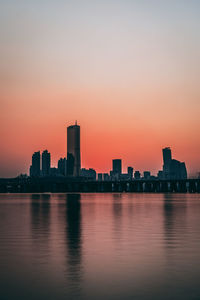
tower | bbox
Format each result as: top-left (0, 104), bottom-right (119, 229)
top-left (162, 147), bottom-right (172, 179)
top-left (162, 147), bottom-right (172, 166)
top-left (67, 123), bottom-right (81, 177)
top-left (30, 151), bottom-right (40, 177)
top-left (42, 150), bottom-right (51, 176)
top-left (112, 159), bottom-right (122, 175)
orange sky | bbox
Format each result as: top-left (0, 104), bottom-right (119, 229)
top-left (0, 0), bottom-right (200, 177)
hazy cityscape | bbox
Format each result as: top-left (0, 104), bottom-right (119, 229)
top-left (1, 1), bottom-right (200, 300)
top-left (1, 122), bottom-right (199, 193)
top-left (29, 122), bottom-right (188, 181)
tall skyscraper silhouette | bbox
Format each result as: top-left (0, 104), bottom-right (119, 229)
top-left (58, 157), bottom-right (66, 176)
top-left (30, 151), bottom-right (40, 177)
top-left (127, 167), bottom-right (133, 180)
top-left (111, 159), bottom-right (122, 180)
top-left (162, 147), bottom-right (187, 179)
top-left (163, 147), bottom-right (172, 179)
top-left (112, 159), bottom-right (122, 175)
top-left (67, 122), bottom-right (81, 177)
top-left (42, 150), bottom-right (51, 176)
top-left (163, 147), bottom-right (172, 166)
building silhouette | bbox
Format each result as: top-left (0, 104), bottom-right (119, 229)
top-left (113, 159), bottom-right (122, 174)
top-left (143, 171), bottom-right (151, 180)
top-left (162, 147), bottom-right (172, 178)
top-left (162, 147), bottom-right (187, 179)
top-left (80, 168), bottom-right (96, 180)
top-left (30, 151), bottom-right (40, 177)
top-left (98, 173), bottom-right (103, 181)
top-left (26, 124), bottom-right (191, 182)
top-left (128, 167), bottom-right (133, 180)
top-left (58, 158), bottom-right (66, 176)
top-left (157, 170), bottom-right (163, 179)
top-left (103, 173), bottom-right (110, 181)
top-left (67, 122), bottom-right (81, 177)
top-left (42, 150), bottom-right (51, 176)
top-left (111, 159), bottom-right (122, 180)
top-left (163, 147), bottom-right (172, 165)
top-left (134, 170), bottom-right (141, 180)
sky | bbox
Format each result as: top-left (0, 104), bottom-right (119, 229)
top-left (0, 0), bottom-right (200, 177)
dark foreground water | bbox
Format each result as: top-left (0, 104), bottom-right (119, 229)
top-left (0, 193), bottom-right (200, 300)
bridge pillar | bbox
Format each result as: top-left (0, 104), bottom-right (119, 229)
top-left (189, 181), bottom-right (197, 193)
top-left (197, 180), bottom-right (200, 193)
top-left (161, 181), bottom-right (168, 192)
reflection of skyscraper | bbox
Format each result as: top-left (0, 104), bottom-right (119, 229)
top-left (66, 194), bottom-right (82, 266)
top-left (112, 194), bottom-right (123, 222)
top-left (163, 194), bottom-right (187, 249)
top-left (67, 123), bottom-right (81, 177)
top-left (42, 150), bottom-right (51, 176)
top-left (30, 194), bottom-right (51, 239)
top-left (57, 193), bottom-right (82, 291)
top-left (30, 151), bottom-right (40, 177)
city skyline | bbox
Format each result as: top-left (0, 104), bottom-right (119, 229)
top-left (26, 123), bottom-right (189, 181)
top-left (0, 2), bottom-right (200, 300)
top-left (0, 120), bottom-right (197, 178)
top-left (1, 0), bottom-right (200, 177)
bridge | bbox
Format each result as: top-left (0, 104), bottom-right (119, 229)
top-left (0, 177), bottom-right (200, 193)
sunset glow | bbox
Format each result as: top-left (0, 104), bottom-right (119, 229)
top-left (1, 0), bottom-right (200, 177)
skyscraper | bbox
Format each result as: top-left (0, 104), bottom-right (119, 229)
top-left (111, 159), bottom-right (122, 180)
top-left (58, 157), bottom-right (66, 176)
top-left (30, 151), bottom-right (40, 177)
top-left (162, 147), bottom-right (187, 179)
top-left (127, 167), bottom-right (133, 180)
top-left (67, 122), bottom-right (81, 177)
top-left (162, 147), bottom-right (172, 179)
top-left (163, 147), bottom-right (172, 166)
top-left (42, 150), bottom-right (51, 176)
top-left (112, 159), bottom-right (122, 174)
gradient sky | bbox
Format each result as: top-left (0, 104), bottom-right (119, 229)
top-left (0, 0), bottom-right (200, 177)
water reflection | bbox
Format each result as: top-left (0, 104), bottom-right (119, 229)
top-left (30, 194), bottom-right (51, 240)
top-left (61, 194), bottom-right (83, 296)
top-left (163, 194), bottom-right (187, 248)
top-left (0, 193), bottom-right (200, 300)
top-left (112, 194), bottom-right (123, 238)
top-left (65, 194), bottom-right (82, 268)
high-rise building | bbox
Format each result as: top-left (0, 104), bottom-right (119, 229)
top-left (162, 147), bottom-right (187, 179)
top-left (180, 162), bottom-right (187, 179)
top-left (98, 173), bottom-right (103, 181)
top-left (112, 159), bottom-right (122, 174)
top-left (67, 122), bottom-right (81, 177)
top-left (103, 173), bottom-right (110, 181)
top-left (111, 159), bottom-right (122, 180)
top-left (162, 147), bottom-right (172, 165)
top-left (42, 150), bottom-right (51, 176)
top-left (80, 168), bottom-right (96, 180)
top-left (30, 151), bottom-right (40, 177)
top-left (58, 158), bottom-right (66, 176)
top-left (127, 167), bottom-right (133, 180)
top-left (162, 147), bottom-right (172, 178)
top-left (134, 171), bottom-right (141, 180)
top-left (143, 171), bottom-right (151, 179)
top-left (157, 170), bottom-right (163, 179)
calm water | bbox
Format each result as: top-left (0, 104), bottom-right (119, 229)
top-left (0, 193), bottom-right (200, 300)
